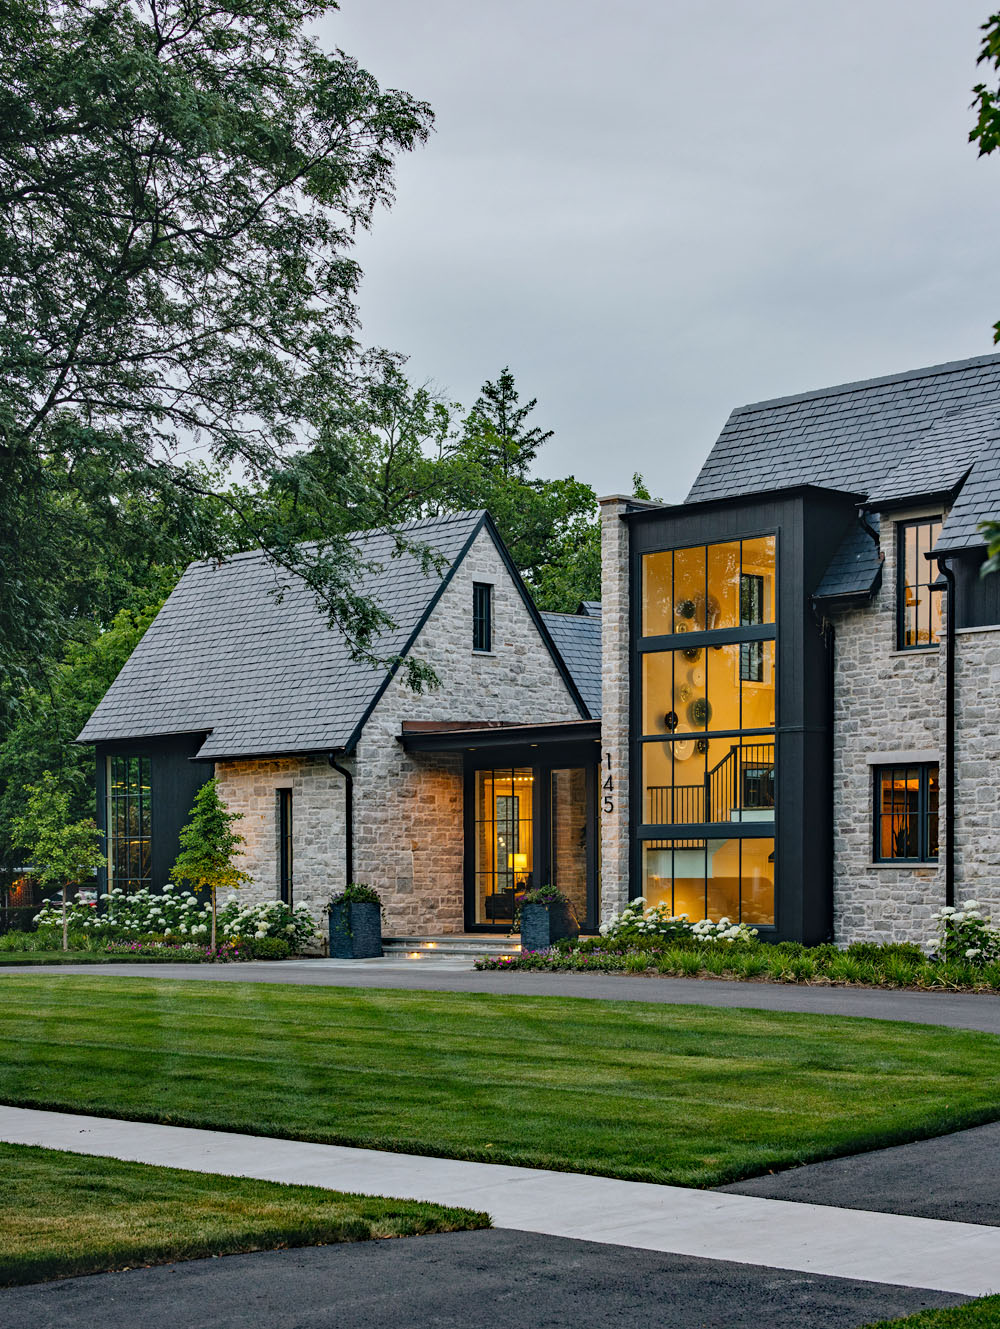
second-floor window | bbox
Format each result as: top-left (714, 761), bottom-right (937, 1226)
top-left (897, 518), bottom-right (943, 649)
top-left (473, 582), bottom-right (492, 652)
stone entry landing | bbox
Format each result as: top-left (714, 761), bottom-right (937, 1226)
top-left (381, 935), bottom-right (521, 962)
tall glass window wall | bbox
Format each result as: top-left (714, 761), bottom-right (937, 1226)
top-left (107, 755), bottom-right (152, 892)
top-left (639, 536), bottom-right (776, 925)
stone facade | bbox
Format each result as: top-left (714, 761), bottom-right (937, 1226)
top-left (216, 525), bottom-right (582, 935)
top-left (830, 513), bottom-right (948, 944)
top-left (214, 756), bottom-right (346, 923)
top-left (598, 496), bottom-right (632, 920)
top-left (352, 525), bottom-right (582, 935)
top-left (953, 625), bottom-right (1000, 911)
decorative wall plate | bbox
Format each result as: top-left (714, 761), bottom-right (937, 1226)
top-left (695, 737), bottom-right (709, 754)
top-left (690, 666), bottom-right (705, 687)
top-left (681, 645), bottom-right (701, 663)
top-left (689, 697), bottom-right (712, 726)
top-left (676, 683), bottom-right (692, 704)
top-left (672, 740), bottom-right (694, 763)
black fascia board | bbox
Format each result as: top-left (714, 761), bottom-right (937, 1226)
top-left (869, 485), bottom-right (968, 514)
top-left (400, 719), bottom-right (601, 754)
top-left (620, 483), bottom-right (867, 524)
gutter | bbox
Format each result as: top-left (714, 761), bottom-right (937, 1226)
top-left (328, 754), bottom-right (354, 885)
top-left (934, 557), bottom-right (957, 907)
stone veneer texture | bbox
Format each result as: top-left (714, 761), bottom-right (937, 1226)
top-left (217, 525), bottom-right (582, 936)
top-left (598, 497), bottom-right (631, 920)
top-left (827, 512), bottom-right (1000, 945)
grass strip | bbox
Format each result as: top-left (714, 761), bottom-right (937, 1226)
top-left (2, 976), bottom-right (1000, 1187)
top-left (0, 1140), bottom-right (488, 1287)
top-left (862, 1298), bottom-right (1000, 1327)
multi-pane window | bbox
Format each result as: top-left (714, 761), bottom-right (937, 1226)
top-left (897, 518), bottom-right (943, 649)
top-left (473, 582), bottom-right (492, 652)
top-left (639, 535), bottom-right (777, 926)
top-left (108, 756), bottom-right (152, 892)
top-left (875, 764), bottom-right (939, 863)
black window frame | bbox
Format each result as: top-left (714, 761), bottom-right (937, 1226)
top-left (896, 517), bottom-right (943, 651)
top-left (107, 754), bottom-right (153, 892)
top-left (473, 582), bottom-right (493, 653)
top-left (278, 788), bottom-right (293, 906)
top-left (873, 762), bottom-right (939, 864)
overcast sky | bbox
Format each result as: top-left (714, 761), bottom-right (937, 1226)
top-left (322, 0), bottom-right (1000, 503)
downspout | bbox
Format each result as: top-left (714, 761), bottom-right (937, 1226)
top-left (328, 754), bottom-right (354, 886)
top-left (934, 557), bottom-right (956, 907)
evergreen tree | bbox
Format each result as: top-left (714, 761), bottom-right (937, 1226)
top-left (170, 780), bottom-right (252, 950)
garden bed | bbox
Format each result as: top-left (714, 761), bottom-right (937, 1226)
top-left (474, 899), bottom-right (1000, 993)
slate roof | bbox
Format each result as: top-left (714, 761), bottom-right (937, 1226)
top-left (812, 514), bottom-right (883, 603)
top-left (687, 353), bottom-right (1000, 552)
top-left (79, 511), bottom-right (500, 759)
top-left (578, 601), bottom-right (602, 618)
top-left (540, 611), bottom-right (602, 718)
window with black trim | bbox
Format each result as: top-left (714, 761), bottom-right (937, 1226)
top-left (874, 763), bottom-right (939, 863)
top-left (897, 518), bottom-right (943, 649)
top-left (473, 582), bottom-right (492, 652)
top-left (108, 755), bottom-right (152, 892)
top-left (278, 788), bottom-right (293, 905)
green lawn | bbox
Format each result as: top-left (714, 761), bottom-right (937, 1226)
top-left (2, 976), bottom-right (1000, 1186)
top-left (863, 1300), bottom-right (1000, 1328)
top-left (0, 1141), bottom-right (488, 1287)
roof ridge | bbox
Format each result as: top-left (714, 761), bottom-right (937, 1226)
top-left (730, 351), bottom-right (1000, 419)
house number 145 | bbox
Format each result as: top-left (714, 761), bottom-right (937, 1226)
top-left (602, 752), bottom-right (614, 813)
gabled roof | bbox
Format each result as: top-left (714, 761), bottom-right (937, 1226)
top-left (578, 601), bottom-right (602, 618)
top-left (540, 611), bottom-right (602, 718)
top-left (78, 511), bottom-right (588, 759)
top-left (687, 353), bottom-right (1000, 555)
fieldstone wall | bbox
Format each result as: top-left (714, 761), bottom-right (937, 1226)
top-left (352, 524), bottom-right (583, 936)
top-left (831, 516), bottom-right (946, 944)
top-left (214, 756), bottom-right (347, 925)
top-left (953, 625), bottom-right (1000, 910)
top-left (598, 496), bottom-right (632, 920)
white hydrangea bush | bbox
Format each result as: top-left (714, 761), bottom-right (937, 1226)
top-left (930, 900), bottom-right (1000, 965)
top-left (599, 897), bottom-right (759, 944)
top-left (217, 898), bottom-right (316, 951)
top-left (35, 883), bottom-right (213, 939)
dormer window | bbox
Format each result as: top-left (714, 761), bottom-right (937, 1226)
top-left (473, 583), bottom-right (492, 652)
top-left (897, 518), bottom-right (943, 649)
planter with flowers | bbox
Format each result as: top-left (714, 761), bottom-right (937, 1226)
top-left (518, 885), bottom-right (579, 952)
top-left (328, 883), bottom-right (383, 959)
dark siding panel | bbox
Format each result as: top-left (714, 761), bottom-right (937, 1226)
top-left (94, 735), bottom-right (212, 895)
top-left (953, 549), bottom-right (1000, 628)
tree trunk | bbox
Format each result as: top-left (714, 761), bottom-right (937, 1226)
top-left (211, 889), bottom-right (217, 952)
top-left (62, 885), bottom-right (68, 952)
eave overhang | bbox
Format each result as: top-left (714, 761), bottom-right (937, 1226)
top-left (398, 718), bottom-right (601, 754)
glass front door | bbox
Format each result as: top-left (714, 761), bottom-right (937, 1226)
top-left (473, 768), bottom-right (535, 925)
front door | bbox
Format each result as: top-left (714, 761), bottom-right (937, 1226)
top-left (472, 768), bottom-right (535, 926)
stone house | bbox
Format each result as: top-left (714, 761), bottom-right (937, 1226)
top-left (79, 511), bottom-right (603, 935)
top-left (81, 351), bottom-right (1000, 946)
top-left (600, 351), bottom-right (1000, 945)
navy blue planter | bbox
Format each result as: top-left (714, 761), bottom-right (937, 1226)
top-left (520, 901), bottom-right (579, 952)
top-left (328, 901), bottom-right (383, 959)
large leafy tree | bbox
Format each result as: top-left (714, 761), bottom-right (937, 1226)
top-left (0, 0), bottom-right (434, 702)
top-left (971, 12), bottom-right (1000, 569)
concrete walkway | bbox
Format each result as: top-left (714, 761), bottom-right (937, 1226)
top-left (8, 960), bottom-right (1000, 1033)
top-left (3, 1105), bottom-right (1000, 1298)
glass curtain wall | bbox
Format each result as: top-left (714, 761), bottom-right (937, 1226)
top-left (639, 536), bottom-right (776, 925)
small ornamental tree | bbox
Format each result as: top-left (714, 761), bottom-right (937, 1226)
top-left (170, 780), bottom-right (252, 950)
top-left (10, 772), bottom-right (105, 951)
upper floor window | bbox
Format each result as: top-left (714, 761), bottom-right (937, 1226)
top-left (897, 518), bottom-right (943, 649)
top-left (473, 582), bottom-right (492, 652)
top-left (642, 536), bottom-right (775, 637)
top-left (108, 755), bottom-right (152, 892)
top-left (874, 763), bottom-right (939, 863)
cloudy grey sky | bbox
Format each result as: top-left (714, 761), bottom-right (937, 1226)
top-left (321, 0), bottom-right (1000, 503)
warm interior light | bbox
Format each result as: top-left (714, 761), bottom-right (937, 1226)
top-left (508, 852), bottom-right (528, 871)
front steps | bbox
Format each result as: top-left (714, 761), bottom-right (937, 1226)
top-left (381, 934), bottom-right (521, 962)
